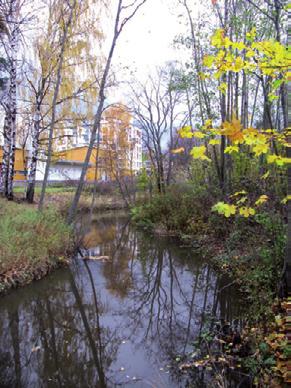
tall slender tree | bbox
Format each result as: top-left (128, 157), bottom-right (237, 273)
top-left (67, 0), bottom-right (147, 223)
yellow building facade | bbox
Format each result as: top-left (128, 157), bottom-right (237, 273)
top-left (56, 146), bottom-right (107, 181)
top-left (0, 146), bottom-right (27, 181)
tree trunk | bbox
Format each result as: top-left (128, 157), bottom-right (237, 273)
top-left (38, 0), bottom-right (77, 210)
top-left (67, 0), bottom-right (123, 223)
top-left (4, 13), bottom-right (18, 200)
top-left (26, 109), bottom-right (41, 203)
top-left (0, 116), bottom-right (10, 195)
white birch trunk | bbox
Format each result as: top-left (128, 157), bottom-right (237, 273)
top-left (4, 5), bottom-right (18, 200)
top-left (26, 109), bottom-right (40, 203)
top-left (0, 116), bottom-right (10, 195)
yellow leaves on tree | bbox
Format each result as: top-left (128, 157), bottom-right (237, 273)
top-left (178, 125), bottom-right (193, 138)
top-left (204, 28), bottom-right (287, 92)
top-left (212, 202), bottom-right (256, 218)
top-left (252, 142), bottom-right (269, 156)
top-left (211, 28), bottom-right (225, 48)
top-left (193, 131), bottom-right (205, 139)
top-left (267, 155), bottom-right (290, 166)
top-left (212, 202), bottom-right (236, 217)
top-left (209, 139), bottom-right (220, 145)
top-left (179, 126), bottom-right (207, 139)
top-left (221, 119), bottom-right (244, 143)
top-left (178, 29), bottom-right (288, 219)
top-left (190, 146), bottom-right (210, 161)
top-left (224, 145), bottom-right (239, 154)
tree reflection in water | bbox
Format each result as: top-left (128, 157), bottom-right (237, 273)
top-left (0, 213), bottom-right (242, 387)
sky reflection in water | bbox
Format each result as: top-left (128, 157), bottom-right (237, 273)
top-left (0, 213), bottom-right (241, 388)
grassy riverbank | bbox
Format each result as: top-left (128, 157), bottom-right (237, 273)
top-left (13, 186), bottom-right (127, 213)
top-left (0, 198), bottom-right (74, 295)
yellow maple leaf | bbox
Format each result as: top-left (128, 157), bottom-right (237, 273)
top-left (211, 29), bottom-right (225, 48)
top-left (178, 126), bottom-right (193, 138)
top-left (255, 195), bottom-right (268, 206)
top-left (190, 146), bottom-right (211, 161)
top-left (212, 202), bottom-right (236, 217)
top-left (221, 119), bottom-right (244, 143)
top-left (203, 55), bottom-right (215, 68)
top-left (224, 145), bottom-right (239, 154)
top-left (239, 207), bottom-right (255, 217)
top-left (252, 142), bottom-right (269, 156)
top-left (209, 139), bottom-right (220, 145)
top-left (233, 57), bottom-right (244, 72)
top-left (205, 119), bottom-right (212, 128)
top-left (193, 131), bottom-right (205, 139)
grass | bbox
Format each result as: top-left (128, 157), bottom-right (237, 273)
top-left (0, 198), bottom-right (74, 294)
top-left (13, 186), bottom-right (75, 194)
top-left (13, 185), bottom-right (127, 213)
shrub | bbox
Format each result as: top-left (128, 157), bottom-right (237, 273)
top-left (131, 184), bottom-right (216, 236)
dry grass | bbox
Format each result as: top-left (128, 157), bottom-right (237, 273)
top-left (0, 198), bottom-right (73, 294)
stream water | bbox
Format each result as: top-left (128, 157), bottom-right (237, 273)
top-left (0, 212), bottom-right (242, 388)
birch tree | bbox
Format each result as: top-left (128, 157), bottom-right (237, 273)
top-left (37, 0), bottom-right (78, 210)
top-left (33, 0), bottom-right (105, 207)
top-left (0, 0), bottom-right (21, 199)
top-left (67, 0), bottom-right (147, 223)
top-left (24, 0), bottom-right (102, 203)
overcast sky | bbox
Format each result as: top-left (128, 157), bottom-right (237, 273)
top-left (115, 0), bottom-right (186, 73)
top-left (107, 0), bottom-right (191, 101)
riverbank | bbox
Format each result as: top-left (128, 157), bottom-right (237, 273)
top-left (0, 198), bottom-right (74, 295)
top-left (0, 186), bottom-right (133, 295)
top-left (13, 186), bottom-right (128, 213)
top-left (131, 188), bottom-right (288, 386)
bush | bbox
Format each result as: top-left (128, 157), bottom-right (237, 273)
top-left (131, 184), bottom-right (216, 236)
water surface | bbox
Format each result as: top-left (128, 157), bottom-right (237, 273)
top-left (0, 212), bottom-right (241, 387)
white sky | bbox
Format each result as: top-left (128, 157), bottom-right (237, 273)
top-left (114, 0), bottom-right (187, 75)
top-left (107, 0), bottom-right (193, 101)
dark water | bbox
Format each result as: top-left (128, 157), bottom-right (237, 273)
top-left (0, 212), bottom-right (241, 388)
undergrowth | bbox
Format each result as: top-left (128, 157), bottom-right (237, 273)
top-left (131, 185), bottom-right (287, 386)
top-left (0, 198), bottom-right (73, 293)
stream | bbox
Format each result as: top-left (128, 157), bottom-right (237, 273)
top-left (0, 212), bottom-right (242, 387)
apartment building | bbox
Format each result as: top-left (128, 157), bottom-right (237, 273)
top-left (52, 104), bottom-right (143, 182)
top-left (0, 104), bottom-right (142, 183)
